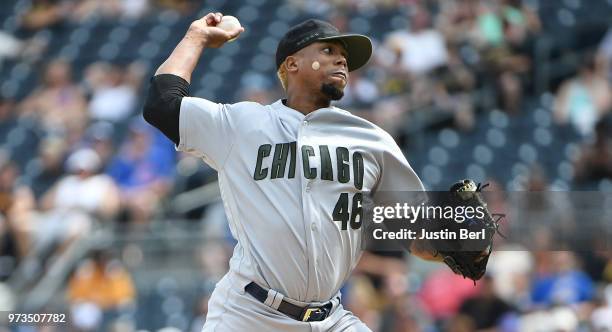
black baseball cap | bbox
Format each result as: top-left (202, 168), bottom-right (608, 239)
top-left (276, 19), bottom-right (372, 72)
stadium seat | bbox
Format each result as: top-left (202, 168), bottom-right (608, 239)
top-left (428, 146), bottom-right (449, 167)
top-left (421, 164), bottom-right (442, 186)
top-left (518, 143), bottom-right (538, 163)
top-left (557, 160), bottom-right (574, 181)
top-left (488, 110), bottom-right (509, 129)
top-left (437, 128), bottom-right (459, 148)
top-left (466, 163), bottom-right (486, 183)
top-left (533, 127), bottom-right (553, 146)
top-left (486, 128), bottom-right (507, 148)
top-left (473, 144), bottom-right (493, 166)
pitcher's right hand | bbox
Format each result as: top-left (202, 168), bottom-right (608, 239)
top-left (187, 12), bottom-right (244, 48)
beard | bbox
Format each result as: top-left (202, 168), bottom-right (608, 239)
top-left (321, 82), bottom-right (344, 101)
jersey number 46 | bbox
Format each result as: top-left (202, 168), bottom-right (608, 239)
top-left (332, 193), bottom-right (363, 230)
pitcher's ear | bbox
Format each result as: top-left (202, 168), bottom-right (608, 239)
top-left (285, 55), bottom-right (299, 73)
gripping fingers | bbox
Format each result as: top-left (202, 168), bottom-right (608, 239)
top-left (204, 12), bottom-right (223, 25)
top-left (204, 13), bottom-right (215, 25)
top-left (227, 26), bottom-right (245, 40)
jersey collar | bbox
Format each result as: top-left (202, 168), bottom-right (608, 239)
top-left (273, 99), bottom-right (338, 121)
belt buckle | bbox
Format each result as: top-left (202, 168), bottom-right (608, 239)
top-left (300, 306), bottom-right (328, 322)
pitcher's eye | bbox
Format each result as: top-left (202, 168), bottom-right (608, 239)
top-left (323, 47), bottom-right (331, 54)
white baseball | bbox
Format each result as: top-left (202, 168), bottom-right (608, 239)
top-left (217, 15), bottom-right (241, 42)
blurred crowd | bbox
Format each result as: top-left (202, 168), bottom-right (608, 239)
top-left (0, 0), bottom-right (611, 331)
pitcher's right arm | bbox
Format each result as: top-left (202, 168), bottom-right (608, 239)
top-left (143, 12), bottom-right (244, 145)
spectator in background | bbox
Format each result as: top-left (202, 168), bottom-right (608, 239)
top-left (19, 0), bottom-right (66, 31)
top-left (107, 121), bottom-right (175, 225)
top-left (70, 0), bottom-right (150, 21)
top-left (371, 5), bottom-right (447, 136)
top-left (189, 294), bottom-right (211, 332)
top-left (18, 59), bottom-right (88, 142)
top-left (378, 298), bottom-right (424, 332)
top-left (67, 249), bottom-right (136, 332)
top-left (5, 182), bottom-right (37, 264)
top-left (377, 5), bottom-right (464, 136)
top-left (554, 53), bottom-right (611, 137)
top-left (0, 31), bottom-right (23, 60)
top-left (0, 97), bottom-right (17, 143)
top-left (531, 251), bottom-right (594, 307)
top-left (383, 5), bottom-right (448, 77)
top-left (83, 62), bottom-right (110, 96)
top-left (518, 306), bottom-right (579, 332)
top-left (0, 159), bottom-right (33, 264)
top-left (469, 0), bottom-right (540, 49)
top-left (0, 160), bottom-right (19, 222)
top-left (87, 63), bottom-right (138, 123)
top-left (445, 315), bottom-right (476, 332)
top-left (12, 149), bottom-right (116, 260)
top-left (591, 284), bottom-right (612, 331)
top-left (82, 122), bottom-right (116, 170)
top-left (480, 0), bottom-right (539, 113)
top-left (0, 158), bottom-right (23, 280)
top-left (458, 275), bottom-right (515, 330)
top-left (501, 0), bottom-right (541, 44)
top-left (360, 252), bottom-right (431, 332)
top-left (124, 61), bottom-right (148, 92)
top-left (366, 96), bottom-right (410, 141)
top-left (487, 250), bottom-right (534, 310)
top-left (41, 148), bottom-right (120, 221)
top-left (598, 26), bottom-right (612, 81)
top-left (436, 0), bottom-right (479, 47)
top-left (0, 30), bottom-right (48, 64)
top-left (433, 45), bottom-right (477, 131)
top-left (0, 214), bottom-right (20, 281)
top-left (573, 114), bottom-right (612, 183)
top-left (29, 136), bottom-right (67, 201)
top-left (155, 0), bottom-right (196, 15)
top-left (418, 268), bottom-right (480, 323)
top-left (343, 275), bottom-right (383, 330)
top-left (473, 1), bottom-right (505, 47)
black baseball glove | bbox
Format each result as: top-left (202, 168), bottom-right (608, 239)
top-left (431, 179), bottom-right (503, 283)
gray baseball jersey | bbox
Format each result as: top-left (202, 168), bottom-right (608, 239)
top-left (178, 97), bottom-right (424, 303)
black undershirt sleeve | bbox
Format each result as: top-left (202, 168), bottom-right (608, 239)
top-left (142, 73), bottom-right (190, 146)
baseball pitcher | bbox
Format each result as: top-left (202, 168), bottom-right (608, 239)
top-left (143, 12), bottom-right (495, 331)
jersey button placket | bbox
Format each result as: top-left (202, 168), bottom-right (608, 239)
top-left (298, 117), bottom-right (317, 298)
